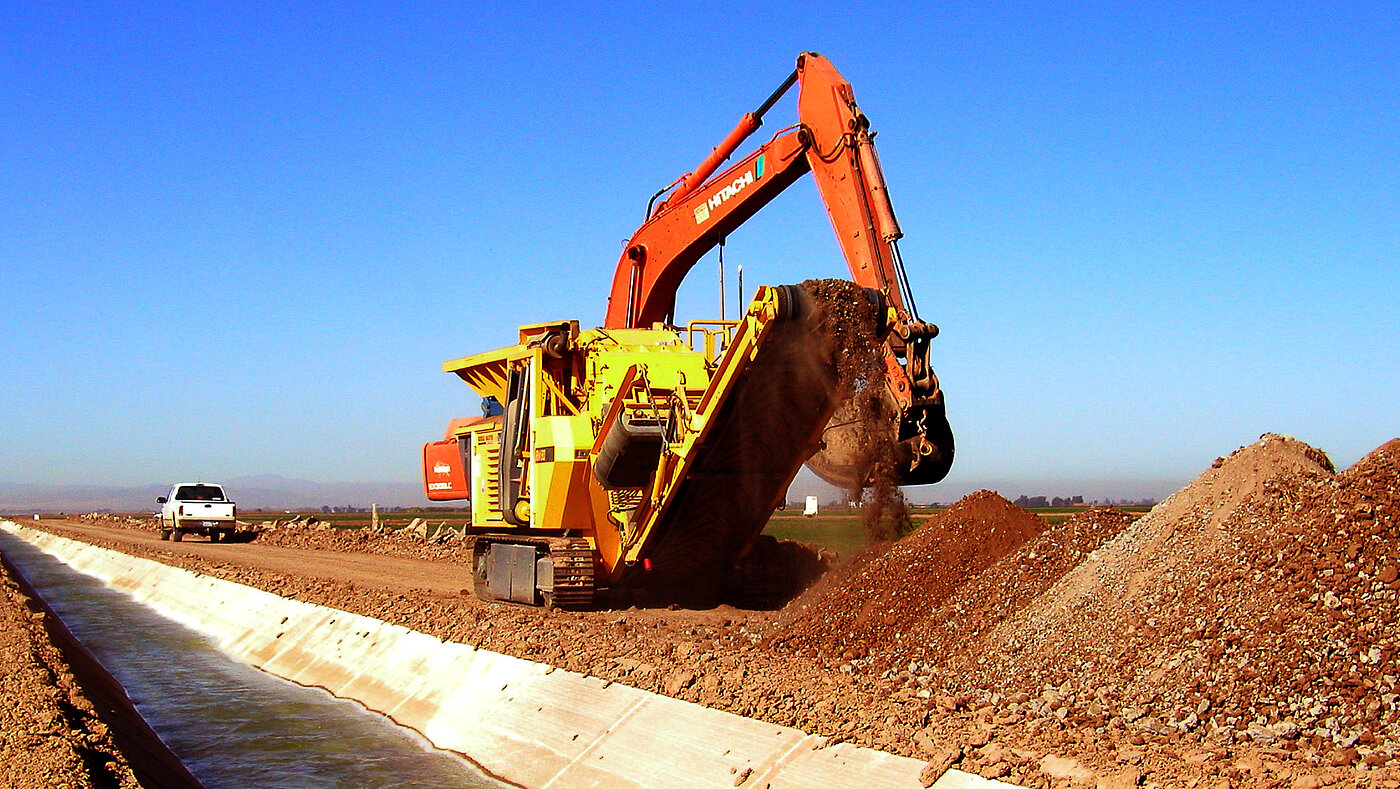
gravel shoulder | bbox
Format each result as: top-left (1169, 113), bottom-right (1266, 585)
top-left (0, 544), bottom-right (186, 789)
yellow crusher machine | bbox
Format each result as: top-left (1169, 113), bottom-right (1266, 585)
top-left (422, 54), bottom-right (954, 608)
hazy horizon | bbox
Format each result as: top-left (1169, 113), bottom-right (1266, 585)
top-left (0, 463), bottom-right (1214, 515)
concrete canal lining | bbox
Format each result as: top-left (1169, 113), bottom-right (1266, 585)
top-left (1, 521), bottom-right (1016, 789)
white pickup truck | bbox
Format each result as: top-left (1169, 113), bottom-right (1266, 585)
top-left (157, 482), bottom-right (237, 542)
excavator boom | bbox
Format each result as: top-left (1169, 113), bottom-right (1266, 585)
top-left (606, 52), bottom-right (952, 488)
top-left (607, 52), bottom-right (914, 329)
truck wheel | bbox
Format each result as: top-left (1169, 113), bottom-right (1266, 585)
top-left (171, 529), bottom-right (183, 542)
top-left (159, 529), bottom-right (171, 541)
top-left (209, 530), bottom-right (219, 543)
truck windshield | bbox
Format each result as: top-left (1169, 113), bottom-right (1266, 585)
top-left (175, 485), bottom-right (225, 502)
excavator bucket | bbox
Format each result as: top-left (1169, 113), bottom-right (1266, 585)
top-left (805, 387), bottom-right (954, 489)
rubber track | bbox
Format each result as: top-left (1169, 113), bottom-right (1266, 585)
top-left (472, 535), bottom-right (595, 610)
top-left (546, 537), bottom-right (595, 610)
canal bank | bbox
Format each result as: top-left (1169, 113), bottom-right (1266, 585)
top-left (2, 520), bottom-right (1011, 789)
top-left (1, 524), bottom-right (505, 788)
top-left (0, 543), bottom-right (165, 789)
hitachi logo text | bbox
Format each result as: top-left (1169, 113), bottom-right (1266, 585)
top-left (693, 170), bottom-right (756, 224)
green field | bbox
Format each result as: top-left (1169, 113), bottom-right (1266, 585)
top-left (762, 507), bottom-right (942, 559)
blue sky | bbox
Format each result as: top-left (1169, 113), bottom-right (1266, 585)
top-left (1, 2), bottom-right (1395, 497)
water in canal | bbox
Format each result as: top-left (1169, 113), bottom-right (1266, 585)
top-left (0, 531), bottom-right (507, 789)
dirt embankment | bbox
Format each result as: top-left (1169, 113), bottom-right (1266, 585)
top-left (775, 433), bottom-right (1400, 787)
top-left (17, 433), bottom-right (1400, 788)
top-left (0, 554), bottom-right (150, 789)
top-left (251, 519), bottom-right (474, 564)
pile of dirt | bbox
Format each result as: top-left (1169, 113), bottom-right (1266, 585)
top-left (943, 431), bottom-right (1400, 781)
top-left (776, 433), bottom-right (1400, 784)
top-left (901, 505), bottom-right (1138, 672)
top-left (769, 490), bottom-right (1050, 663)
top-left (249, 520), bottom-right (473, 563)
top-left (802, 277), bottom-right (911, 541)
top-left (951, 435), bottom-right (1365, 717)
top-left (78, 514), bottom-right (150, 529)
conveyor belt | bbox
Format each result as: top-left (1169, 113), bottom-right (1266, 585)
top-left (620, 285), bottom-right (844, 596)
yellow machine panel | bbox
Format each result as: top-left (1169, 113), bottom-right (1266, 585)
top-left (529, 415), bottom-right (595, 531)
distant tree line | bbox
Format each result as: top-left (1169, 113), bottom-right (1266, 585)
top-left (1011, 495), bottom-right (1156, 508)
top-left (1012, 495), bottom-right (1084, 508)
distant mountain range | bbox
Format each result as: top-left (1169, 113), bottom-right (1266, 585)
top-left (0, 469), bottom-right (1178, 516)
top-left (0, 475), bottom-right (437, 514)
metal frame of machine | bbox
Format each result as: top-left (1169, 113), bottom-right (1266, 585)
top-left (424, 53), bottom-right (954, 608)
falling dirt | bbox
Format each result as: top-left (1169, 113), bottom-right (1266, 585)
top-left (803, 278), bottom-right (912, 541)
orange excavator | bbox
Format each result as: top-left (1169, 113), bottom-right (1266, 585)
top-left (423, 52), bottom-right (952, 607)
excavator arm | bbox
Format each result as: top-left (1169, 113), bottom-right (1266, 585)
top-left (605, 52), bottom-right (953, 487)
top-left (605, 130), bottom-right (810, 330)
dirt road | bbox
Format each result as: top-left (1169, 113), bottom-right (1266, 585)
top-left (56, 522), bottom-right (474, 596)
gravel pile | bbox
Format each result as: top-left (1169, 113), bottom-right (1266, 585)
top-left (774, 433), bottom-right (1400, 786)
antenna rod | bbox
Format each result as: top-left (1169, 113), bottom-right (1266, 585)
top-left (719, 237), bottom-right (726, 321)
top-left (737, 264), bottom-right (744, 317)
